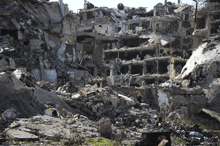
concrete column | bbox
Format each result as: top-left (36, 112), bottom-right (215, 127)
top-left (73, 48), bottom-right (76, 63)
top-left (110, 68), bottom-right (114, 76)
top-left (178, 21), bottom-right (182, 33)
top-left (169, 58), bottom-right (175, 79)
top-left (39, 56), bottom-right (45, 81)
top-left (154, 7), bottom-right (157, 17)
top-left (128, 65), bottom-right (131, 74)
top-left (156, 60), bottom-right (159, 74)
top-left (143, 65), bottom-right (146, 75)
top-left (99, 81), bottom-right (103, 88)
top-left (94, 66), bottom-right (98, 77)
top-left (206, 14), bottom-right (211, 37)
top-left (164, 0), bottom-right (167, 5)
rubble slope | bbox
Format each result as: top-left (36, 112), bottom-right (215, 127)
top-left (176, 36), bottom-right (220, 112)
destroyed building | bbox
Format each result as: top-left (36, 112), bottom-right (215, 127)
top-left (0, 0), bottom-right (93, 91)
top-left (0, 0), bottom-right (220, 145)
top-left (76, 1), bottom-right (194, 88)
top-left (193, 0), bottom-right (220, 47)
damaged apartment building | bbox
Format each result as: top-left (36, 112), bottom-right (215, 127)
top-left (0, 0), bottom-right (203, 92)
top-left (193, 0), bottom-right (220, 47)
top-left (0, 0), bottom-right (92, 91)
top-left (76, 0), bottom-right (195, 88)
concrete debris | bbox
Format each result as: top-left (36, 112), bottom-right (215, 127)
top-left (6, 129), bottom-right (38, 141)
top-left (4, 115), bottom-right (100, 142)
top-left (2, 108), bottom-right (18, 121)
top-left (98, 117), bottom-right (112, 138)
top-left (200, 108), bottom-right (220, 123)
top-left (68, 85), bottom-right (138, 117)
top-left (0, 0), bottom-right (220, 145)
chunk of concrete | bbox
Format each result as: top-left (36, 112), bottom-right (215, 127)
top-left (0, 57), bottom-right (16, 70)
top-left (44, 69), bottom-right (57, 82)
top-left (6, 129), bottom-right (38, 140)
top-left (0, 57), bottom-right (8, 70)
top-left (27, 19), bottom-right (32, 25)
top-left (58, 54), bottom-right (65, 62)
top-left (44, 108), bottom-right (57, 117)
top-left (62, 19), bottom-right (72, 35)
top-left (44, 32), bottom-right (56, 50)
top-left (182, 79), bottom-right (190, 87)
top-left (118, 94), bottom-right (135, 106)
top-left (32, 69), bottom-right (41, 81)
top-left (42, 2), bottom-right (63, 22)
top-left (58, 43), bottom-right (66, 55)
top-left (59, 0), bottom-right (65, 17)
top-left (200, 108), bottom-right (220, 123)
top-left (2, 108), bottom-right (17, 121)
top-left (33, 86), bottom-right (73, 113)
top-left (157, 90), bottom-right (170, 108)
top-left (161, 39), bottom-right (169, 46)
top-left (29, 39), bottom-right (44, 50)
top-left (11, 18), bottom-right (21, 30)
top-left (98, 117), bottom-right (112, 138)
top-left (17, 31), bottom-right (23, 40)
top-left (109, 95), bottom-right (118, 108)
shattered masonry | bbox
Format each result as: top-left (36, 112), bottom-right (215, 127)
top-left (0, 0), bottom-right (220, 145)
top-left (77, 1), bottom-right (193, 87)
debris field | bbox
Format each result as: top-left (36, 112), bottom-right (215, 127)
top-left (0, 0), bottom-right (220, 145)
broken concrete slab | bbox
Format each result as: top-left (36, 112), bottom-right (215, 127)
top-left (17, 31), bottom-right (23, 40)
top-left (29, 39), bottom-right (44, 50)
top-left (0, 72), bottom-right (72, 116)
top-left (62, 19), bottom-right (72, 35)
top-left (44, 69), bottom-right (57, 82)
top-left (157, 90), bottom-right (170, 108)
top-left (59, 0), bottom-right (65, 17)
top-left (0, 72), bottom-right (26, 91)
top-left (2, 108), bottom-right (18, 121)
top-left (11, 18), bottom-right (21, 30)
top-left (200, 108), bottom-right (220, 123)
top-left (118, 94), bottom-right (135, 106)
top-left (34, 85), bottom-right (73, 113)
top-left (6, 129), bottom-right (38, 140)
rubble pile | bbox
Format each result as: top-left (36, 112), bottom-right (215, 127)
top-left (68, 85), bottom-right (135, 117)
top-left (1, 86), bottom-right (220, 145)
top-left (4, 115), bottom-right (100, 144)
top-left (0, 0), bottom-right (220, 145)
top-left (0, 0), bottom-right (85, 90)
top-left (160, 36), bottom-right (220, 114)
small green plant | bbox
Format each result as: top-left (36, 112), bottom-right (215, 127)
top-left (199, 124), bottom-right (206, 129)
top-left (84, 138), bottom-right (121, 146)
top-left (188, 120), bottom-right (195, 126)
top-left (50, 139), bottom-right (55, 143)
top-left (171, 138), bottom-right (188, 144)
top-left (10, 141), bottom-right (15, 145)
top-left (188, 120), bottom-right (206, 129)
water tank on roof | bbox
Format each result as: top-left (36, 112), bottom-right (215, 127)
top-left (118, 3), bottom-right (124, 10)
top-left (156, 3), bottom-right (163, 6)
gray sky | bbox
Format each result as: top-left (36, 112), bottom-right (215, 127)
top-left (50, 0), bottom-right (194, 12)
